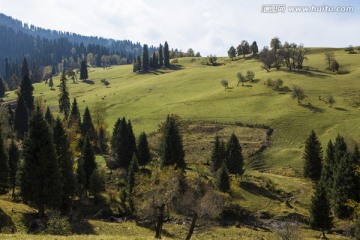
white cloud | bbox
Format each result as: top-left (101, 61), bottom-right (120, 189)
top-left (0, 0), bottom-right (359, 56)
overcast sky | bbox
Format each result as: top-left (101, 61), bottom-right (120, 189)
top-left (0, 0), bottom-right (359, 56)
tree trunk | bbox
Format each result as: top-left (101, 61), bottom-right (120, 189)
top-left (321, 228), bottom-right (327, 239)
top-left (186, 212), bottom-right (198, 240)
top-left (155, 204), bottom-right (165, 239)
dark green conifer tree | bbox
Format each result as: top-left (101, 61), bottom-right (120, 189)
top-left (80, 136), bottom-right (97, 194)
top-left (53, 117), bottom-right (75, 212)
top-left (58, 70), bottom-right (70, 119)
top-left (80, 60), bottom-right (88, 81)
top-left (68, 98), bottom-right (81, 130)
top-left (142, 44), bottom-right (149, 72)
top-left (20, 105), bottom-right (62, 216)
top-left (126, 155), bottom-right (139, 212)
top-left (218, 164), bottom-right (230, 193)
top-left (0, 78), bottom-right (5, 100)
top-left (333, 152), bottom-right (358, 218)
top-left (14, 95), bottom-right (28, 139)
top-left (225, 133), bottom-right (244, 175)
top-left (0, 128), bottom-right (9, 194)
top-left (164, 41), bottom-right (170, 67)
top-left (320, 140), bottom-right (335, 195)
top-left (97, 126), bottom-right (108, 154)
top-left (49, 76), bottom-right (54, 90)
top-left (89, 170), bottom-right (104, 199)
top-left (137, 132), bottom-right (151, 167)
top-left (132, 59), bottom-right (138, 72)
top-left (8, 140), bottom-right (19, 198)
top-left (136, 56), bottom-right (142, 72)
top-left (211, 136), bottom-right (226, 172)
top-left (19, 74), bottom-right (34, 111)
top-left (303, 130), bottom-right (323, 181)
top-left (309, 180), bottom-right (333, 239)
top-left (81, 107), bottom-right (96, 143)
top-left (45, 106), bottom-right (53, 126)
top-left (160, 115), bottom-right (186, 169)
top-left (21, 57), bottom-right (29, 78)
top-left (159, 44), bottom-right (164, 67)
top-left (7, 104), bottom-right (14, 130)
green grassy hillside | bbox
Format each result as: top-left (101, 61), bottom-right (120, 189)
top-left (2, 48), bottom-right (360, 239)
top-left (5, 48), bottom-right (360, 172)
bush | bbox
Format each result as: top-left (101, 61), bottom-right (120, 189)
top-left (46, 212), bottom-right (71, 235)
top-left (101, 79), bottom-right (110, 86)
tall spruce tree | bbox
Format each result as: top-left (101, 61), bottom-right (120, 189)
top-left (211, 136), bottom-right (226, 172)
top-left (0, 128), bottom-right (9, 194)
top-left (225, 133), bottom-right (244, 175)
top-left (69, 98), bottom-right (81, 130)
top-left (320, 140), bottom-right (335, 195)
top-left (53, 117), bottom-right (75, 212)
top-left (160, 115), bottom-right (186, 169)
top-left (126, 155), bottom-right (139, 211)
top-left (333, 152), bottom-right (358, 218)
top-left (80, 136), bottom-right (97, 194)
top-left (142, 44), bottom-right (149, 72)
top-left (7, 104), bottom-right (14, 130)
top-left (80, 60), bottom-right (88, 81)
top-left (45, 106), bottom-right (53, 126)
top-left (97, 126), bottom-right (108, 154)
top-left (164, 41), bottom-right (170, 68)
top-left (159, 44), bottom-right (164, 67)
top-left (309, 180), bottom-right (333, 239)
top-left (20, 105), bottom-right (62, 216)
top-left (218, 164), bottom-right (231, 193)
top-left (21, 57), bottom-right (30, 78)
top-left (58, 70), bottom-right (70, 119)
top-left (81, 107), bottom-right (96, 143)
top-left (8, 140), bottom-right (19, 197)
top-left (0, 78), bottom-right (5, 100)
top-left (136, 56), bottom-right (142, 72)
top-left (112, 118), bottom-right (136, 168)
top-left (137, 132), bottom-right (151, 167)
top-left (19, 74), bottom-right (34, 111)
top-left (303, 130), bottom-right (323, 181)
top-left (14, 95), bottom-right (28, 139)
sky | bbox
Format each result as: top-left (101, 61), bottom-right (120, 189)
top-left (0, 0), bottom-right (359, 56)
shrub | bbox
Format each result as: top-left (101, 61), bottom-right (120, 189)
top-left (46, 212), bottom-right (71, 235)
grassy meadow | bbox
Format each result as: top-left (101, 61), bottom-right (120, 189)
top-left (2, 48), bottom-right (360, 239)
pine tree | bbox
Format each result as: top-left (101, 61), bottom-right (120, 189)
top-left (137, 132), bottom-right (151, 167)
top-left (112, 118), bottom-right (137, 168)
top-left (21, 57), bottom-right (30, 78)
top-left (81, 107), bottom-right (96, 143)
top-left (159, 44), bottom-right (164, 67)
top-left (80, 60), bottom-right (88, 81)
top-left (89, 170), bottom-right (104, 199)
top-left (8, 140), bottom-right (19, 197)
top-left (58, 70), bottom-right (70, 119)
top-left (333, 152), bottom-right (358, 218)
top-left (7, 104), bottom-right (14, 130)
top-left (160, 115), bottom-right (186, 169)
top-left (19, 74), bottom-right (34, 111)
top-left (303, 130), bottom-right (323, 181)
top-left (132, 59), bottom-right (138, 72)
top-left (68, 98), bottom-right (81, 130)
top-left (45, 106), bottom-right (53, 126)
top-left (309, 180), bottom-right (332, 239)
top-left (0, 78), bottom-right (5, 100)
top-left (14, 95), bottom-right (28, 139)
top-left (81, 136), bottom-right (97, 194)
top-left (218, 164), bottom-right (230, 193)
top-left (76, 158), bottom-right (87, 196)
top-left (225, 133), bottom-right (244, 175)
top-left (0, 128), bottom-right (9, 194)
top-left (53, 117), bottom-right (75, 212)
top-left (20, 105), bottom-right (62, 216)
top-left (211, 136), bottom-right (226, 171)
top-left (320, 140), bottom-right (335, 195)
top-left (164, 41), bottom-right (170, 68)
top-left (136, 56), bottom-right (141, 72)
top-left (142, 44), bottom-right (149, 72)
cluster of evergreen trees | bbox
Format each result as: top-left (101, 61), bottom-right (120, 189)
top-left (228, 40), bottom-right (259, 59)
top-left (210, 134), bottom-right (245, 193)
top-left (304, 131), bottom-right (360, 237)
top-left (133, 42), bottom-right (170, 72)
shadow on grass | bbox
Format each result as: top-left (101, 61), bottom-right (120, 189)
top-left (284, 70), bottom-right (329, 79)
top-left (239, 181), bottom-right (281, 201)
top-left (299, 103), bottom-right (324, 113)
top-left (0, 208), bottom-right (16, 233)
top-left (71, 220), bottom-right (95, 235)
top-left (334, 107), bottom-right (348, 111)
top-left (82, 80), bottom-right (95, 84)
